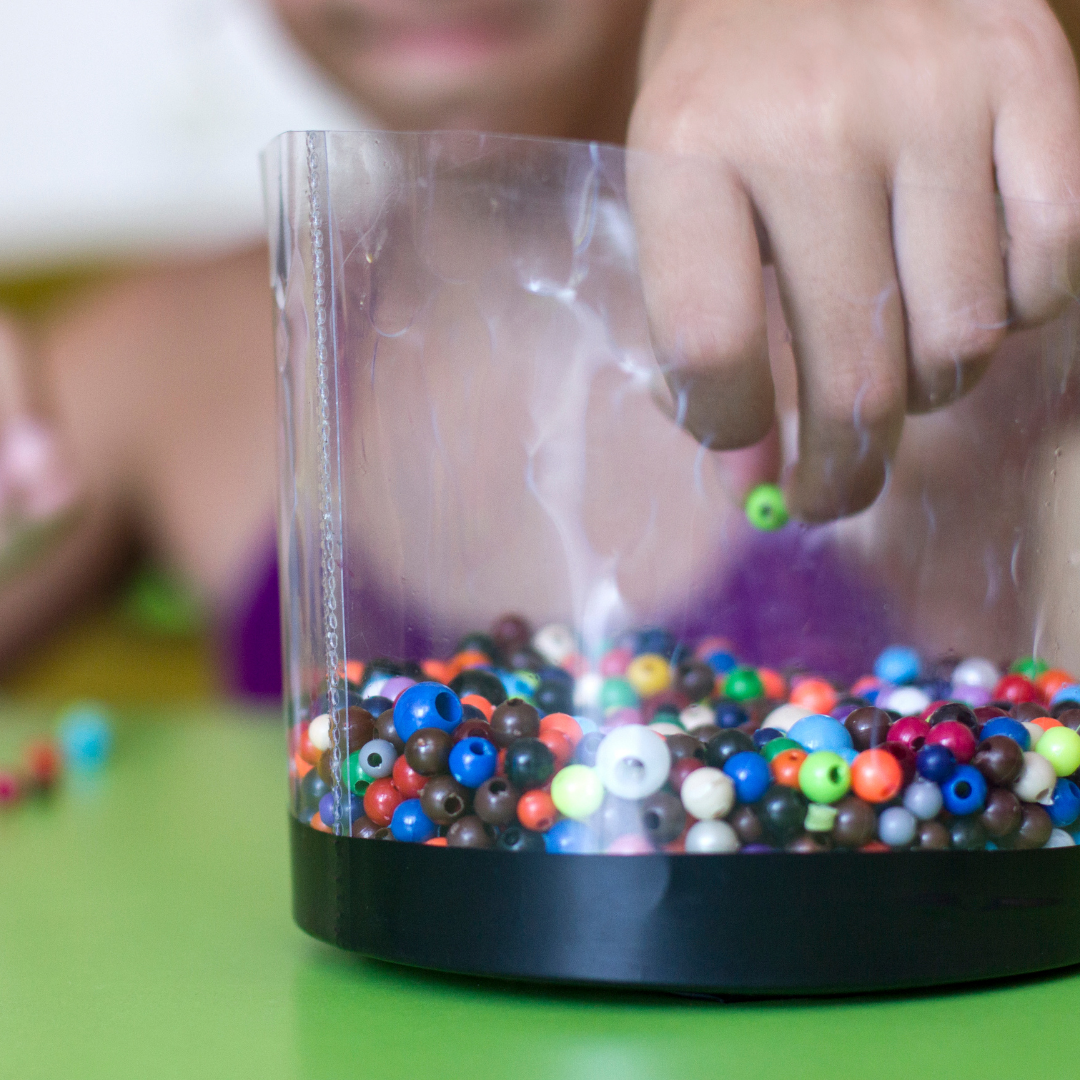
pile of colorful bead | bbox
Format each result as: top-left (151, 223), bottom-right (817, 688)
top-left (289, 618), bottom-right (1080, 854)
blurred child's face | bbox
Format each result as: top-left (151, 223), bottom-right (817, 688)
top-left (272, 0), bottom-right (648, 140)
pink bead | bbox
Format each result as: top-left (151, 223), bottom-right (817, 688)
top-left (952, 684), bottom-right (992, 708)
top-left (602, 706), bottom-right (643, 731)
top-left (381, 676), bottom-right (416, 702)
top-left (888, 715), bottom-right (931, 751)
top-left (693, 636), bottom-right (734, 660)
top-left (0, 771), bottom-right (21, 806)
top-left (925, 720), bottom-right (978, 764)
top-left (607, 833), bottom-right (654, 855)
top-left (560, 652), bottom-right (589, 677)
top-left (599, 647), bottom-right (632, 677)
top-left (851, 675), bottom-right (882, 697)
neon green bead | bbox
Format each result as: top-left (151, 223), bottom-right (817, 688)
top-left (626, 653), bottom-right (672, 697)
top-left (1036, 727), bottom-right (1080, 777)
top-left (798, 751), bottom-right (851, 804)
top-left (724, 666), bottom-right (764, 701)
top-left (761, 737), bottom-right (800, 763)
top-left (550, 764), bottom-right (605, 820)
top-left (600, 677), bottom-right (639, 712)
top-left (341, 751), bottom-right (373, 796)
top-left (1010, 656), bottom-right (1049, 679)
top-left (745, 484), bottom-right (788, 531)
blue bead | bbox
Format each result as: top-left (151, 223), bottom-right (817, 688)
top-left (874, 645), bottom-right (921, 686)
top-left (361, 695), bottom-right (393, 716)
top-left (704, 650), bottom-right (738, 675)
top-left (920, 678), bottom-right (952, 701)
top-left (1051, 684), bottom-right (1080, 708)
top-left (1049, 779), bottom-right (1080, 828)
top-left (916, 743), bottom-right (957, 783)
top-left (57, 706), bottom-right (114, 772)
top-left (862, 686), bottom-right (881, 705)
top-left (723, 751), bottom-right (772, 804)
top-left (978, 717), bottom-right (1031, 750)
top-left (635, 627), bottom-right (677, 658)
top-left (500, 672), bottom-right (538, 701)
top-left (753, 727), bottom-right (784, 749)
top-left (544, 819), bottom-right (599, 854)
top-left (940, 765), bottom-right (988, 816)
top-left (449, 737), bottom-right (498, 788)
top-left (838, 747), bottom-right (859, 765)
top-left (576, 715), bottom-right (599, 735)
top-left (317, 791), bottom-right (363, 830)
top-left (392, 683), bottom-right (463, 741)
top-left (715, 701), bottom-right (750, 729)
top-left (390, 798), bottom-right (437, 842)
top-left (788, 715), bottom-right (853, 754)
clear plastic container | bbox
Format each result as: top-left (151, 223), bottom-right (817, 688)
top-left (263, 130), bottom-right (1080, 992)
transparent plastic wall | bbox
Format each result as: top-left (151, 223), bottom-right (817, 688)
top-left (265, 130), bottom-right (1080, 857)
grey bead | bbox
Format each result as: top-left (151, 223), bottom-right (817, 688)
top-left (903, 780), bottom-right (943, 821)
top-left (878, 806), bottom-right (917, 847)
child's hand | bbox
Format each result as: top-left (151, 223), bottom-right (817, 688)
top-left (0, 316), bottom-right (79, 577)
top-left (629, 0), bottom-right (1080, 521)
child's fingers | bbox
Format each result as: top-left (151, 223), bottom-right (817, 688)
top-left (759, 176), bottom-right (907, 522)
top-left (628, 154), bottom-right (775, 451)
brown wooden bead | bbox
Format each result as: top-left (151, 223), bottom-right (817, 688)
top-left (446, 815), bottom-right (496, 849)
top-left (473, 776), bottom-right (520, 827)
top-left (926, 702), bottom-right (978, 730)
top-left (351, 815), bottom-right (382, 839)
top-left (420, 775), bottom-right (471, 824)
top-left (844, 707), bottom-right (892, 751)
top-left (404, 728), bottom-right (453, 775)
top-left (972, 735), bottom-right (1024, 787)
top-left (374, 708), bottom-right (405, 753)
top-left (673, 659), bottom-right (717, 702)
top-left (489, 698), bottom-right (541, 748)
top-left (1054, 708), bottom-right (1080, 731)
top-left (451, 719), bottom-right (496, 745)
top-left (339, 707), bottom-right (376, 748)
top-left (691, 724), bottom-right (723, 744)
top-left (831, 796), bottom-right (877, 848)
top-left (490, 614), bottom-right (533, 654)
top-left (666, 733), bottom-right (706, 763)
top-left (316, 749), bottom-right (336, 788)
top-left (730, 804), bottom-right (764, 845)
top-left (916, 820), bottom-right (951, 850)
top-left (1002, 804), bottom-right (1054, 850)
top-left (979, 787), bottom-right (1023, 838)
top-left (668, 757), bottom-right (703, 795)
top-left (787, 833), bottom-right (831, 853)
top-left (1012, 702), bottom-right (1048, 723)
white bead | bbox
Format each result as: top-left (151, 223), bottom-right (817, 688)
top-left (1013, 751), bottom-right (1057, 805)
top-left (595, 725), bottom-right (671, 800)
top-left (358, 739), bottom-right (396, 779)
top-left (680, 703), bottom-right (715, 732)
top-left (364, 676), bottom-right (388, 699)
top-left (680, 766), bottom-right (735, 820)
top-left (951, 657), bottom-right (1000, 692)
top-left (648, 721), bottom-right (684, 737)
top-left (1046, 829), bottom-right (1076, 848)
top-left (903, 780), bottom-right (944, 821)
top-left (573, 672), bottom-right (604, 711)
top-left (880, 686), bottom-right (931, 715)
top-left (308, 713), bottom-right (331, 752)
top-left (763, 703), bottom-right (813, 733)
top-left (1022, 722), bottom-right (1045, 748)
top-left (532, 623), bottom-right (576, 665)
top-left (878, 806), bottom-right (917, 847)
top-left (685, 819), bottom-right (740, 853)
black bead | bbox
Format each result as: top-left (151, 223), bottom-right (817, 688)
top-left (640, 791), bottom-right (687, 844)
top-left (504, 737), bottom-right (555, 790)
top-left (454, 632), bottom-right (502, 664)
top-left (449, 669), bottom-right (508, 707)
top-left (704, 729), bottom-right (755, 769)
top-left (534, 675), bottom-right (574, 716)
top-left (927, 702), bottom-right (978, 731)
top-left (758, 784), bottom-right (808, 844)
top-left (496, 826), bottom-right (546, 852)
top-left (948, 815), bottom-right (988, 851)
top-left (297, 769), bottom-right (329, 823)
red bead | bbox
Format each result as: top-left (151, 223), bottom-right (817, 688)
top-left (924, 720), bottom-right (977, 764)
top-left (993, 673), bottom-right (1043, 706)
top-left (451, 719), bottom-right (496, 745)
top-left (24, 741), bottom-right (60, 790)
top-left (538, 728), bottom-right (573, 769)
top-left (860, 841), bottom-right (891, 853)
top-left (516, 790), bottom-right (558, 831)
top-left (364, 777), bottom-right (403, 827)
top-left (880, 741), bottom-right (917, 785)
top-left (887, 716), bottom-right (931, 752)
top-left (391, 755), bottom-right (427, 798)
top-left (668, 756), bottom-right (704, 795)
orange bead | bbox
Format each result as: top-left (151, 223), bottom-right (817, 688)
top-left (342, 659), bottom-right (365, 685)
top-left (1031, 716), bottom-right (1063, 732)
top-left (310, 813), bottom-right (331, 833)
top-left (757, 667), bottom-right (787, 701)
top-left (771, 748), bottom-right (807, 788)
top-left (850, 749), bottom-right (903, 803)
top-left (424, 836), bottom-right (448, 846)
top-left (561, 653), bottom-right (589, 677)
top-left (294, 752), bottom-right (313, 779)
top-left (860, 841), bottom-right (890, 853)
top-left (517, 790), bottom-right (558, 832)
top-left (850, 675), bottom-right (882, 698)
top-left (422, 658), bottom-right (454, 683)
top-left (460, 693), bottom-right (494, 719)
top-left (538, 728), bottom-right (573, 769)
top-left (452, 649), bottom-right (491, 673)
top-left (1037, 669), bottom-right (1075, 700)
top-left (789, 677), bottom-right (838, 714)
top-left (539, 712), bottom-right (583, 748)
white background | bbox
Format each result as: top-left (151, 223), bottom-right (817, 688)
top-left (0, 0), bottom-right (365, 273)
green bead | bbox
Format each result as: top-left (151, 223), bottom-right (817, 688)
top-left (724, 666), bottom-right (764, 702)
top-left (1036, 727), bottom-right (1080, 777)
top-left (761, 737), bottom-right (801, 763)
top-left (804, 803), bottom-right (838, 832)
top-left (745, 484), bottom-right (788, 531)
top-left (550, 764), bottom-right (605, 820)
top-left (1010, 656), bottom-right (1049, 679)
top-left (798, 751), bottom-right (851, 804)
top-left (600, 677), bottom-right (639, 712)
top-left (341, 751), bottom-right (373, 796)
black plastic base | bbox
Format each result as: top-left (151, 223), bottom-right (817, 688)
top-left (291, 816), bottom-right (1080, 994)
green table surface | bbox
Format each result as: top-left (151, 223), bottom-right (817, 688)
top-left (2, 705), bottom-right (1078, 1080)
